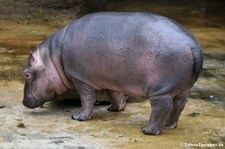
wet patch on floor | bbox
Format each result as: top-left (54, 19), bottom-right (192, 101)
top-left (190, 53), bottom-right (225, 104)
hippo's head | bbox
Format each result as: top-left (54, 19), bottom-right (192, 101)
top-left (22, 47), bottom-right (68, 109)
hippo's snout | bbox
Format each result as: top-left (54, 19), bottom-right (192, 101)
top-left (23, 95), bottom-right (46, 109)
top-left (23, 97), bottom-right (37, 109)
top-left (23, 89), bottom-right (47, 109)
top-left (23, 81), bottom-right (44, 109)
top-left (23, 80), bottom-right (52, 109)
top-left (23, 81), bottom-right (37, 109)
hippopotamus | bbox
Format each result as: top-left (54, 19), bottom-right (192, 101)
top-left (22, 12), bottom-right (203, 135)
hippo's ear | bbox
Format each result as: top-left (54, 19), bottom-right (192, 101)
top-left (29, 51), bottom-right (45, 70)
top-left (29, 51), bottom-right (35, 63)
top-left (31, 51), bottom-right (45, 71)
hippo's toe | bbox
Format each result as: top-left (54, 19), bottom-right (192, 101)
top-left (164, 122), bottom-right (177, 129)
top-left (141, 126), bottom-right (161, 135)
top-left (71, 111), bottom-right (92, 121)
top-left (107, 104), bottom-right (126, 112)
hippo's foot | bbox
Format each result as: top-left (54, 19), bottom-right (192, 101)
top-left (141, 126), bottom-right (161, 135)
top-left (71, 111), bottom-right (92, 121)
top-left (107, 103), bottom-right (126, 112)
top-left (107, 91), bottom-right (126, 112)
top-left (164, 122), bottom-right (177, 129)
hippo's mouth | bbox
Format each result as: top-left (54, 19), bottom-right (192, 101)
top-left (23, 91), bottom-right (48, 109)
top-left (22, 96), bottom-right (46, 109)
top-left (23, 81), bottom-right (50, 109)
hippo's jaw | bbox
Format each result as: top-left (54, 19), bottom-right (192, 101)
top-left (22, 96), bottom-right (37, 109)
top-left (23, 94), bottom-right (46, 109)
top-left (23, 82), bottom-right (48, 109)
top-left (23, 96), bottom-right (48, 109)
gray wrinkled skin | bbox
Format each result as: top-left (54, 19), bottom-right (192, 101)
top-left (23, 12), bottom-right (203, 135)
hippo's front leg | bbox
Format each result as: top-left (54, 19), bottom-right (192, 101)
top-left (142, 94), bottom-right (173, 135)
top-left (71, 79), bottom-right (96, 121)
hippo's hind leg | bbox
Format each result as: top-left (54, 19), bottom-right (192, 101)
top-left (71, 79), bottom-right (96, 121)
top-left (142, 94), bottom-right (173, 135)
top-left (165, 91), bottom-right (188, 129)
top-left (106, 91), bottom-right (126, 112)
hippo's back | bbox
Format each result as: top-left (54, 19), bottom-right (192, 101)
top-left (62, 12), bottom-right (201, 97)
top-left (63, 12), bottom-right (194, 46)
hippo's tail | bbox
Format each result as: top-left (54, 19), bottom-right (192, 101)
top-left (190, 43), bottom-right (203, 82)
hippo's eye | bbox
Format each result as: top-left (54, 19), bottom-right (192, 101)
top-left (24, 72), bottom-right (32, 80)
